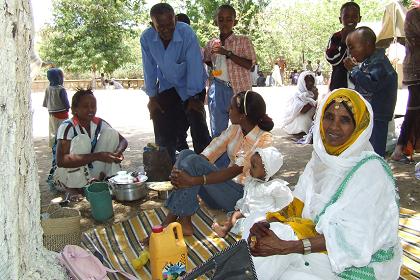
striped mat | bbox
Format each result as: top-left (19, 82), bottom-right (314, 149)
top-left (81, 207), bottom-right (237, 280)
top-left (399, 208), bottom-right (420, 280)
top-left (81, 207), bottom-right (420, 280)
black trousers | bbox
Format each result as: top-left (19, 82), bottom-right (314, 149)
top-left (397, 84), bottom-right (420, 147)
top-left (152, 88), bottom-right (211, 163)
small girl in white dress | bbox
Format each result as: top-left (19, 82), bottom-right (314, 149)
top-left (280, 71), bottom-right (318, 135)
top-left (212, 146), bottom-right (293, 237)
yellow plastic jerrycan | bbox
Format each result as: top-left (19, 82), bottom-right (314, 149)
top-left (149, 222), bottom-right (188, 280)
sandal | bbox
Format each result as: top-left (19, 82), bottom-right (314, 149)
top-left (391, 154), bottom-right (414, 164)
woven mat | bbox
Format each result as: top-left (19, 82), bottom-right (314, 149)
top-left (81, 207), bottom-right (420, 279)
top-left (81, 207), bottom-right (237, 280)
top-left (399, 208), bottom-right (420, 280)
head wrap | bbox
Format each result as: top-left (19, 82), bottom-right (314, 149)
top-left (255, 146), bottom-right (283, 181)
top-left (320, 88), bottom-right (370, 156)
top-left (297, 70), bottom-right (316, 94)
top-left (47, 68), bottom-right (63, 86)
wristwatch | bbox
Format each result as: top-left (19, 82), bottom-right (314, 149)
top-left (226, 51), bottom-right (233, 59)
top-left (302, 239), bottom-right (312, 255)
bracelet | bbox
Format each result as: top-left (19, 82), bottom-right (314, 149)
top-left (301, 239), bottom-right (311, 255)
top-left (202, 175), bottom-right (207, 185)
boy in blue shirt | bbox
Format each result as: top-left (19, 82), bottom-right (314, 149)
top-left (43, 68), bottom-right (70, 148)
top-left (344, 26), bottom-right (397, 157)
top-left (140, 3), bottom-right (211, 163)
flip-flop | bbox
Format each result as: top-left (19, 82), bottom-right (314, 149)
top-left (391, 155), bottom-right (414, 164)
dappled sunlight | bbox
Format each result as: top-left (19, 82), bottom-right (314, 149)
top-left (32, 89), bottom-right (420, 236)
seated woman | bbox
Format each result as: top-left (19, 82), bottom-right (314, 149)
top-left (165, 90), bottom-right (274, 236)
top-left (49, 89), bottom-right (128, 195)
top-left (245, 88), bottom-right (401, 280)
top-left (280, 71), bottom-right (318, 135)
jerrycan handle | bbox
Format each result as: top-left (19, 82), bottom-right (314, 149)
top-left (167, 222), bottom-right (184, 243)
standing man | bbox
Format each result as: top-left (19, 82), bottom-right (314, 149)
top-left (140, 3), bottom-right (211, 163)
top-left (278, 57), bottom-right (287, 86)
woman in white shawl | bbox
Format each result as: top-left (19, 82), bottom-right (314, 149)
top-left (280, 71), bottom-right (319, 135)
top-left (244, 88), bottom-right (402, 280)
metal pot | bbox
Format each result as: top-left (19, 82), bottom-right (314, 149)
top-left (157, 189), bottom-right (172, 200)
top-left (108, 181), bottom-right (148, 202)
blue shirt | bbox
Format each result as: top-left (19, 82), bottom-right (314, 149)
top-left (350, 49), bottom-right (397, 121)
top-left (140, 22), bottom-right (207, 101)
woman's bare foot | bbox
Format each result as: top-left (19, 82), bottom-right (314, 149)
top-left (211, 222), bottom-right (229, 238)
top-left (162, 212), bottom-right (178, 227)
top-left (178, 216), bottom-right (194, 236)
top-left (141, 212), bottom-right (179, 246)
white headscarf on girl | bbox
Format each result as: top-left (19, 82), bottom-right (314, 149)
top-left (280, 71), bottom-right (317, 128)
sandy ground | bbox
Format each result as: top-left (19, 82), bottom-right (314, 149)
top-left (33, 86), bottom-right (419, 232)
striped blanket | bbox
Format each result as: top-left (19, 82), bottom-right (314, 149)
top-left (82, 207), bottom-right (420, 280)
top-left (399, 208), bottom-right (420, 280)
top-left (81, 207), bottom-right (237, 280)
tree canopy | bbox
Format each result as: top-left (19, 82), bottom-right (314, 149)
top-left (180, 0), bottom-right (386, 72)
top-left (38, 0), bottom-right (391, 78)
top-left (39, 0), bottom-right (147, 76)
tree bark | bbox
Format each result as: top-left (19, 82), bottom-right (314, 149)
top-left (0, 1), bottom-right (66, 279)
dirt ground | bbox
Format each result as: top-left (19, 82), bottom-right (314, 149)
top-left (35, 128), bottom-right (419, 233)
top-left (32, 87), bottom-right (419, 233)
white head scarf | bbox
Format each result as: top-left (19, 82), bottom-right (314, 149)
top-left (255, 147), bottom-right (284, 182)
top-left (279, 71), bottom-right (317, 128)
top-left (297, 70), bottom-right (316, 96)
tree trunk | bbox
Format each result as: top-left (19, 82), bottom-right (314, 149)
top-left (91, 65), bottom-right (97, 89)
top-left (0, 1), bottom-right (66, 279)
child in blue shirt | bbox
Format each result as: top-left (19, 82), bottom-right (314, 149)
top-left (43, 68), bottom-right (70, 148)
top-left (344, 27), bottom-right (397, 157)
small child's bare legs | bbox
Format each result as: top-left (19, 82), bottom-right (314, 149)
top-left (212, 210), bottom-right (244, 238)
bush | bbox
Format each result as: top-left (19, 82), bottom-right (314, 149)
top-left (112, 63), bottom-right (143, 79)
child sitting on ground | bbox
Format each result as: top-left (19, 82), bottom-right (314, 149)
top-left (48, 88), bottom-right (128, 198)
top-left (280, 71), bottom-right (318, 136)
top-left (344, 26), bottom-right (397, 157)
top-left (43, 68), bottom-right (70, 148)
top-left (212, 146), bottom-right (293, 238)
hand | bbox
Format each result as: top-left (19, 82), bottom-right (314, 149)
top-left (311, 86), bottom-right (319, 99)
top-left (147, 97), bottom-right (164, 119)
top-left (186, 98), bottom-right (204, 113)
top-left (170, 168), bottom-right (196, 188)
top-left (341, 25), bottom-right (356, 42)
top-left (248, 230), bottom-right (294, 257)
top-left (113, 152), bottom-right (124, 163)
top-left (249, 221), bottom-right (271, 239)
top-left (211, 45), bottom-right (227, 56)
top-left (343, 57), bottom-right (358, 71)
top-left (97, 152), bottom-right (123, 163)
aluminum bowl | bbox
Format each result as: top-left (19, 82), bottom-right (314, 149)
top-left (108, 175), bottom-right (148, 201)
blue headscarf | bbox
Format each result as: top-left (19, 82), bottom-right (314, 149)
top-left (47, 68), bottom-right (64, 86)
